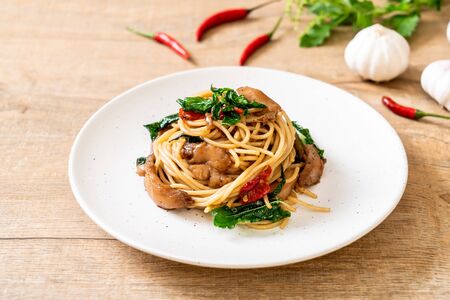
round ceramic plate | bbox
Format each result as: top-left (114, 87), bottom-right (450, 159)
top-left (69, 67), bottom-right (408, 268)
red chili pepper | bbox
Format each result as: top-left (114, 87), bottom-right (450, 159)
top-left (127, 27), bottom-right (190, 60)
top-left (382, 96), bottom-right (450, 120)
top-left (233, 107), bottom-right (244, 114)
top-left (239, 17), bottom-right (282, 66)
top-left (196, 0), bottom-right (279, 41)
top-left (178, 108), bottom-right (205, 121)
top-left (240, 166), bottom-right (272, 203)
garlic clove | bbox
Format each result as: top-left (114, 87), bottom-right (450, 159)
top-left (344, 24), bottom-right (410, 82)
top-left (421, 60), bottom-right (450, 110)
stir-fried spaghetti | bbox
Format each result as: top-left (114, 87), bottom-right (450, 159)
top-left (137, 86), bottom-right (328, 229)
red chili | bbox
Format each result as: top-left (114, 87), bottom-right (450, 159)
top-left (178, 108), bottom-right (205, 121)
top-left (382, 96), bottom-right (450, 120)
top-left (240, 166), bottom-right (272, 203)
top-left (127, 27), bottom-right (190, 60)
top-left (196, 0), bottom-right (279, 41)
top-left (239, 17), bottom-right (282, 66)
top-left (233, 107), bottom-right (244, 114)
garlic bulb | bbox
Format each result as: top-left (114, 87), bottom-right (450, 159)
top-left (447, 21), bottom-right (450, 43)
top-left (421, 60), bottom-right (450, 110)
top-left (344, 24), bottom-right (410, 82)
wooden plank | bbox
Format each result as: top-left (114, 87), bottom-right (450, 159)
top-left (0, 0), bottom-right (449, 298)
top-left (0, 237), bottom-right (448, 299)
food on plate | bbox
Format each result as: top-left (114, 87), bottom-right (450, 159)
top-left (136, 86), bottom-right (328, 229)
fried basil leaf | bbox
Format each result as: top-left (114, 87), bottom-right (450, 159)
top-left (211, 200), bottom-right (291, 229)
top-left (143, 113), bottom-right (179, 141)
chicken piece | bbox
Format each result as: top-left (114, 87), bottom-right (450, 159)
top-left (208, 168), bottom-right (235, 188)
top-left (189, 164), bottom-right (210, 181)
top-left (237, 86), bottom-right (281, 122)
top-left (180, 142), bottom-right (197, 160)
top-left (186, 142), bottom-right (232, 172)
top-left (144, 154), bottom-right (193, 209)
top-left (297, 145), bottom-right (324, 187)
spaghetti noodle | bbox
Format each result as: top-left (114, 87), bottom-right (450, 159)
top-left (137, 86), bottom-right (327, 229)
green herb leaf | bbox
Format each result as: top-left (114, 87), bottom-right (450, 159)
top-left (176, 97), bottom-right (213, 113)
top-left (268, 167), bottom-right (286, 199)
top-left (384, 13), bottom-right (420, 37)
top-left (210, 86), bottom-right (266, 109)
top-left (300, 17), bottom-right (334, 47)
top-left (136, 157), bottom-right (147, 166)
top-left (211, 200), bottom-right (291, 229)
top-left (143, 113), bottom-right (179, 141)
top-left (353, 0), bottom-right (375, 29)
top-left (222, 111), bottom-right (241, 126)
top-left (292, 121), bottom-right (325, 158)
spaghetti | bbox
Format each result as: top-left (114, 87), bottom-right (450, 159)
top-left (137, 86), bottom-right (328, 229)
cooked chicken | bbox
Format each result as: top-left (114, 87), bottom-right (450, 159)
top-left (208, 168), bottom-right (235, 188)
top-left (181, 142), bottom-right (236, 188)
top-left (189, 164), bottom-right (210, 181)
top-left (297, 145), bottom-right (324, 187)
top-left (270, 168), bottom-right (297, 200)
top-left (237, 86), bottom-right (281, 122)
top-left (184, 142), bottom-right (232, 172)
top-left (144, 154), bottom-right (193, 209)
top-left (180, 142), bottom-right (197, 160)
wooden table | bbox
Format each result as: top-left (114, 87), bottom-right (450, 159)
top-left (1, 1), bottom-right (449, 298)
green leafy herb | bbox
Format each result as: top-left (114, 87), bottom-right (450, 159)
top-left (176, 97), bottom-right (213, 113)
top-left (287, 0), bottom-right (441, 47)
top-left (269, 167), bottom-right (286, 199)
top-left (210, 86), bottom-right (266, 126)
top-left (292, 121), bottom-right (325, 158)
top-left (211, 200), bottom-right (291, 229)
top-left (136, 157), bottom-right (147, 166)
top-left (383, 13), bottom-right (420, 37)
top-left (300, 17), bottom-right (334, 47)
top-left (175, 87), bottom-right (266, 127)
top-left (221, 112), bottom-right (241, 126)
top-left (143, 113), bottom-right (179, 141)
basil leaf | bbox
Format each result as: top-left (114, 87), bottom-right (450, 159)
top-left (177, 97), bottom-right (213, 113)
top-left (292, 121), bottom-right (325, 158)
top-left (212, 103), bottom-right (221, 120)
top-left (210, 86), bottom-right (266, 110)
top-left (269, 167), bottom-right (286, 199)
top-left (136, 157), bottom-right (146, 166)
top-left (211, 200), bottom-right (291, 229)
top-left (222, 112), bottom-right (241, 126)
top-left (144, 113), bottom-right (179, 141)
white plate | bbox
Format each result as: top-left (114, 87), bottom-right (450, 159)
top-left (69, 67), bottom-right (408, 268)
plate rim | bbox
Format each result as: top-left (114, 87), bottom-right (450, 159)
top-left (68, 66), bottom-right (408, 269)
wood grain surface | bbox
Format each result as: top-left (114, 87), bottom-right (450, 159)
top-left (1, 0), bottom-right (449, 299)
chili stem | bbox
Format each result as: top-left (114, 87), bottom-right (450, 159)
top-left (248, 0), bottom-right (280, 12)
top-left (417, 111), bottom-right (450, 120)
top-left (268, 16), bottom-right (283, 38)
top-left (126, 26), bottom-right (155, 39)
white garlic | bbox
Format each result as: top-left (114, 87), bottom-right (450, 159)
top-left (344, 24), bottom-right (410, 82)
top-left (447, 21), bottom-right (450, 43)
top-left (421, 60), bottom-right (450, 110)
